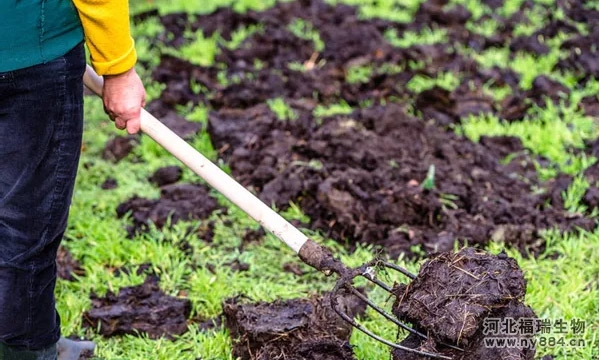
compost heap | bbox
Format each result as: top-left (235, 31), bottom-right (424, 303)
top-left (391, 247), bottom-right (536, 359)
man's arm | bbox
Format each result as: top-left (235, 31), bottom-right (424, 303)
top-left (72, 0), bottom-right (146, 134)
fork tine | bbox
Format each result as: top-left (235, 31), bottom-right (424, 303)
top-left (381, 261), bottom-right (417, 279)
top-left (330, 288), bottom-right (453, 360)
top-left (344, 285), bottom-right (464, 352)
top-left (330, 261), bottom-right (465, 357)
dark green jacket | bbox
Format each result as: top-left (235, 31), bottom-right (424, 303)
top-left (0, 0), bottom-right (84, 72)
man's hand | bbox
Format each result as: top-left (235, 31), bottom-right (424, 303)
top-left (102, 67), bottom-right (146, 134)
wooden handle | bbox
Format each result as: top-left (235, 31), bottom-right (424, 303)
top-left (83, 65), bottom-right (309, 254)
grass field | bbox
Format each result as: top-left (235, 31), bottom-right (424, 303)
top-left (56, 0), bottom-right (598, 359)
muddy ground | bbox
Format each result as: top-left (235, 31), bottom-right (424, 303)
top-left (115, 182), bottom-right (222, 237)
top-left (117, 0), bottom-right (599, 258)
top-left (82, 0), bottom-right (599, 358)
top-left (82, 276), bottom-right (191, 338)
top-left (224, 292), bottom-right (365, 360)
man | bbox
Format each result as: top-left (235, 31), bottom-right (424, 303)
top-left (0, 1), bottom-right (146, 359)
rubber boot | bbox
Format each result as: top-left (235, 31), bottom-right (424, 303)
top-left (0, 342), bottom-right (57, 360)
top-left (56, 338), bottom-right (95, 360)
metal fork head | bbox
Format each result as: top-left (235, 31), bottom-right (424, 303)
top-left (330, 260), bottom-right (463, 359)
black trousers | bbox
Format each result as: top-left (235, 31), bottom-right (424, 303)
top-left (0, 43), bottom-right (85, 352)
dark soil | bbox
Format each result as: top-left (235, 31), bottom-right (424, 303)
top-left (391, 247), bottom-right (537, 359)
top-left (83, 276), bottom-right (191, 338)
top-left (116, 183), bottom-right (221, 236)
top-left (283, 262), bottom-right (306, 276)
top-left (223, 259), bottom-right (251, 272)
top-left (223, 292), bottom-right (366, 360)
top-left (151, 0), bottom-right (598, 111)
top-left (100, 177), bottom-right (118, 190)
top-left (197, 315), bottom-right (223, 331)
top-left (209, 103), bottom-right (595, 258)
top-left (148, 165), bottom-right (183, 187)
top-left (196, 220), bottom-right (217, 243)
top-left (130, 0), bottom-right (599, 259)
top-left (145, 100), bottom-right (203, 139)
top-left (76, 349), bottom-right (94, 360)
top-left (112, 262), bottom-right (155, 278)
top-left (102, 135), bottom-right (139, 163)
top-left (56, 246), bottom-right (85, 281)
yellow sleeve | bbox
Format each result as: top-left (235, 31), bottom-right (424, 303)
top-left (71, 0), bottom-right (137, 76)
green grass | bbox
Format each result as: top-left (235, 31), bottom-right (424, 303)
top-left (131, 0), bottom-right (277, 15)
top-left (458, 100), bottom-right (598, 178)
top-left (346, 65), bottom-right (374, 84)
top-left (384, 26), bottom-right (448, 48)
top-left (512, 6), bottom-right (549, 36)
top-left (346, 63), bottom-right (405, 84)
top-left (267, 97), bottom-right (298, 121)
top-left (327, 0), bottom-right (422, 22)
top-left (164, 30), bottom-right (220, 66)
top-left (222, 24), bottom-right (265, 50)
top-left (447, 0), bottom-right (490, 20)
top-left (407, 72), bottom-right (461, 93)
top-left (488, 229), bottom-right (599, 360)
top-left (465, 17), bottom-right (500, 37)
top-left (313, 100), bottom-right (354, 118)
top-left (288, 18), bottom-right (325, 52)
top-left (55, 0), bottom-right (600, 359)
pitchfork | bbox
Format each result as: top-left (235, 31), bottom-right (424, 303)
top-left (83, 66), bottom-right (461, 359)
